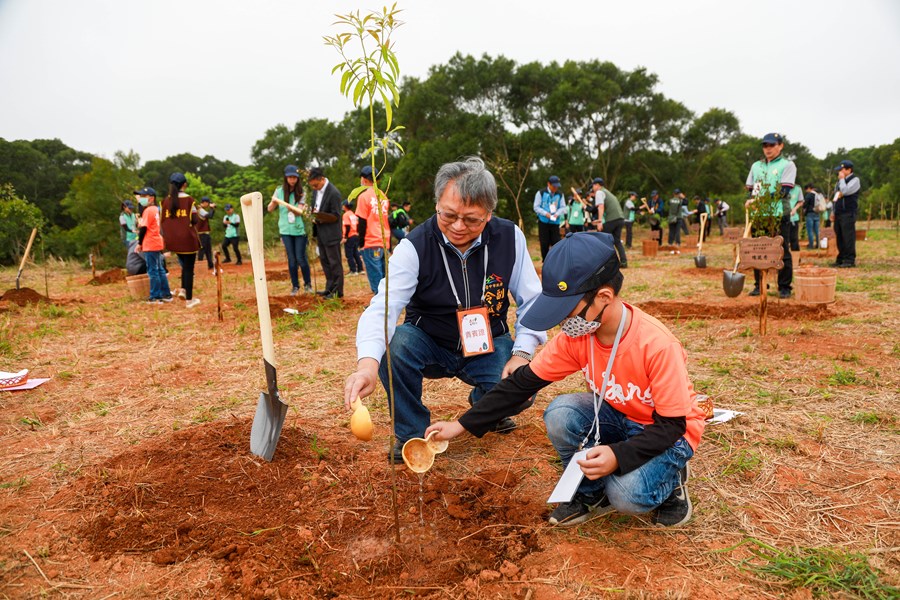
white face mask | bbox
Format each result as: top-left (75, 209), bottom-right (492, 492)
top-left (560, 301), bottom-right (608, 338)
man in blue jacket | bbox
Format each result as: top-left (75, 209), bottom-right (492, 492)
top-left (534, 175), bottom-right (565, 260)
top-left (344, 157), bottom-right (546, 462)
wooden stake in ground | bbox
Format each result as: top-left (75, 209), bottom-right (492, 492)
top-left (16, 227), bottom-right (38, 290)
top-left (759, 270), bottom-right (768, 335)
top-left (89, 252), bottom-right (96, 280)
top-left (215, 251), bottom-right (224, 322)
top-left (738, 236), bottom-right (783, 335)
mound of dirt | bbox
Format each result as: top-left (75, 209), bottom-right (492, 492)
top-left (637, 299), bottom-right (834, 321)
top-left (88, 268), bottom-right (126, 285)
top-left (57, 419), bottom-right (545, 597)
top-left (1, 287), bottom-right (49, 306)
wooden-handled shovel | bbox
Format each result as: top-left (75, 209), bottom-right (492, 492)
top-left (694, 212), bottom-right (708, 268)
top-left (240, 192), bottom-right (288, 461)
top-left (16, 228), bottom-right (38, 290)
top-left (723, 212), bottom-right (753, 297)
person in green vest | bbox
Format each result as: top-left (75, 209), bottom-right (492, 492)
top-left (390, 201), bottom-right (412, 243)
top-left (267, 164), bottom-right (312, 295)
top-left (564, 190), bottom-right (587, 233)
top-left (221, 203), bottom-right (242, 265)
top-left (744, 132), bottom-right (796, 299)
top-left (119, 200), bottom-right (138, 247)
top-left (591, 178), bottom-right (627, 267)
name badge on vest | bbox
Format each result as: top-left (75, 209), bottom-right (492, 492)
top-left (456, 306), bottom-right (494, 357)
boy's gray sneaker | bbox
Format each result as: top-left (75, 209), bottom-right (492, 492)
top-left (549, 492), bottom-right (613, 527)
top-left (653, 464), bottom-right (692, 527)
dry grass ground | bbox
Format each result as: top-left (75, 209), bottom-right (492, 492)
top-left (0, 224), bottom-right (898, 599)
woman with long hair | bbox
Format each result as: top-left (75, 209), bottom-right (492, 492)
top-left (268, 164), bottom-right (311, 295)
top-left (161, 172), bottom-right (202, 308)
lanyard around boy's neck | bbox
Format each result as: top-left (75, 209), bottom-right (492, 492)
top-left (438, 243), bottom-right (488, 309)
top-left (582, 304), bottom-right (629, 449)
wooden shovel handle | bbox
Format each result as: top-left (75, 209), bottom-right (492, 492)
top-left (271, 197), bottom-right (305, 215)
top-left (240, 192), bottom-right (276, 367)
top-left (698, 212), bottom-right (708, 252)
top-left (18, 228), bottom-right (38, 273)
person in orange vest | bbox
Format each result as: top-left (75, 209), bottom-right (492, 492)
top-left (342, 200), bottom-right (363, 276)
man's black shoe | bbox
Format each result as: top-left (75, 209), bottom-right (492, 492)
top-left (323, 292), bottom-right (344, 300)
top-left (619, 262), bottom-right (628, 269)
top-left (837, 263), bottom-right (855, 268)
top-left (490, 417), bottom-right (517, 434)
top-left (748, 287), bottom-right (760, 297)
top-left (829, 262), bottom-right (843, 267)
top-left (387, 440), bottom-right (404, 464)
top-left (778, 289), bottom-right (791, 299)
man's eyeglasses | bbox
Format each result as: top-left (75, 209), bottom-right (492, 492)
top-left (436, 209), bottom-right (488, 229)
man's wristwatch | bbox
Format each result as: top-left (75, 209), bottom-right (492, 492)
top-left (511, 350), bottom-right (533, 362)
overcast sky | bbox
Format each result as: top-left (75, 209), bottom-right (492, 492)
top-left (1, 0), bottom-right (898, 166)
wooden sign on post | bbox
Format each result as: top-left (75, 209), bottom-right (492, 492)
top-left (722, 227), bottom-right (743, 245)
top-left (739, 236), bottom-right (784, 336)
top-left (739, 236), bottom-right (784, 271)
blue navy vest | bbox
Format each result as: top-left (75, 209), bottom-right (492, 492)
top-left (835, 174), bottom-right (859, 215)
top-left (406, 215), bottom-right (517, 351)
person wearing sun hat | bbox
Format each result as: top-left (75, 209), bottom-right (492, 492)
top-left (744, 132), bottom-right (796, 298)
top-left (425, 231), bottom-right (706, 528)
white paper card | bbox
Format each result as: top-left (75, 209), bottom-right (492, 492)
top-left (706, 408), bottom-right (745, 425)
top-left (548, 449), bottom-right (589, 504)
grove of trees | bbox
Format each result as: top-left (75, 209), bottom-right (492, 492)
top-left (2, 53), bottom-right (898, 265)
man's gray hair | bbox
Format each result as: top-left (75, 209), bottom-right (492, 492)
top-left (433, 157), bottom-right (498, 212)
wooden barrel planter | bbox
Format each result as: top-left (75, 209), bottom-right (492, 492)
top-left (642, 239), bottom-right (658, 257)
top-left (855, 230), bottom-right (867, 241)
top-left (125, 274), bottom-right (150, 300)
top-left (794, 267), bottom-right (837, 304)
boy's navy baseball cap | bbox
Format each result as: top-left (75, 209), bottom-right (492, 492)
top-left (834, 159), bottom-right (854, 171)
top-left (761, 132), bottom-right (784, 145)
top-left (169, 172), bottom-right (187, 185)
top-left (224, 203), bottom-right (233, 210)
top-left (200, 196), bottom-right (210, 203)
top-left (592, 177), bottom-right (604, 185)
top-left (521, 232), bottom-right (620, 331)
top-left (548, 175), bottom-right (561, 185)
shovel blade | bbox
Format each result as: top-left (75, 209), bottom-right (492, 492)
top-left (250, 391), bottom-right (288, 462)
top-left (723, 270), bottom-right (745, 298)
top-left (695, 255), bottom-right (707, 269)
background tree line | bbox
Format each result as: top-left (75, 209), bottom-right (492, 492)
top-left (1, 53), bottom-right (898, 265)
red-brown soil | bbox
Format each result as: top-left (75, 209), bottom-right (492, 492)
top-left (1, 235), bottom-right (897, 599)
top-left (0, 287), bottom-right (49, 305)
top-left (88, 268), bottom-right (127, 285)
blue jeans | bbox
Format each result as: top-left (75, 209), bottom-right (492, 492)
top-left (361, 247), bottom-right (386, 293)
top-left (145, 251), bottom-right (171, 300)
top-left (544, 393), bottom-right (693, 513)
top-left (379, 323), bottom-right (513, 442)
top-left (344, 235), bottom-right (363, 273)
top-left (805, 213), bottom-right (820, 248)
top-left (281, 234), bottom-right (311, 289)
